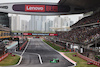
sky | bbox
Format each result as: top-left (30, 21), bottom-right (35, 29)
top-left (1, 0), bottom-right (83, 23)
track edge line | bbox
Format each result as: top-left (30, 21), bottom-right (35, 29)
top-left (41, 38), bottom-right (76, 67)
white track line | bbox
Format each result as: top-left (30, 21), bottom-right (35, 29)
top-left (15, 39), bottom-right (30, 66)
top-left (7, 53), bottom-right (23, 67)
top-left (15, 39), bottom-right (43, 65)
top-left (7, 39), bottom-right (30, 66)
top-left (21, 39), bottom-right (30, 56)
top-left (28, 53), bottom-right (43, 64)
top-left (14, 54), bottom-right (23, 66)
top-left (31, 39), bottom-right (43, 64)
top-left (41, 38), bottom-right (76, 67)
top-left (41, 39), bottom-right (59, 52)
top-left (21, 38), bottom-right (43, 64)
top-left (17, 55), bottom-right (22, 65)
top-left (38, 54), bottom-right (43, 64)
top-left (15, 48), bottom-right (16, 52)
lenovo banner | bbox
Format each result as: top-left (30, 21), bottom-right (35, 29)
top-left (25, 5), bottom-right (45, 12)
top-left (13, 4), bottom-right (70, 13)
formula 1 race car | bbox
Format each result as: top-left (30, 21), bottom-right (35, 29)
top-left (50, 58), bottom-right (59, 63)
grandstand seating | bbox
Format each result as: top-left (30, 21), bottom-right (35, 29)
top-left (56, 12), bottom-right (100, 44)
top-left (57, 25), bottom-right (100, 44)
top-left (71, 12), bottom-right (100, 28)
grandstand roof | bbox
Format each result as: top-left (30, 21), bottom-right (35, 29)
top-left (0, 25), bottom-right (10, 31)
top-left (59, 0), bottom-right (100, 13)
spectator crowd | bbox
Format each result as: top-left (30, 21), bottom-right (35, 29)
top-left (71, 12), bottom-right (100, 27)
top-left (56, 12), bottom-right (100, 44)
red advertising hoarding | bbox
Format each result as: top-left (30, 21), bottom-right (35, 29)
top-left (28, 33), bottom-right (32, 35)
top-left (23, 33), bottom-right (28, 35)
top-left (25, 5), bottom-right (45, 12)
top-left (13, 36), bottom-right (18, 38)
top-left (49, 33), bottom-right (58, 36)
top-left (23, 33), bottom-right (32, 35)
top-left (23, 33), bottom-right (58, 36)
top-left (46, 5), bottom-right (58, 12)
top-left (0, 53), bottom-right (8, 61)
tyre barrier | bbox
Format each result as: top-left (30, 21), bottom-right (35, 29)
top-left (77, 53), bottom-right (100, 66)
top-left (19, 41), bottom-right (28, 50)
top-left (0, 53), bottom-right (9, 62)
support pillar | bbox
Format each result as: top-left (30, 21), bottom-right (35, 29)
top-left (80, 47), bottom-right (83, 53)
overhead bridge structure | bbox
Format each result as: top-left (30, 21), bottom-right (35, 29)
top-left (0, 0), bottom-right (100, 15)
top-left (0, 2), bottom-right (91, 15)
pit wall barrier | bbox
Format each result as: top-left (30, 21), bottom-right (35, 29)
top-left (77, 52), bottom-right (100, 66)
top-left (0, 53), bottom-right (9, 62)
top-left (19, 41), bottom-right (28, 50)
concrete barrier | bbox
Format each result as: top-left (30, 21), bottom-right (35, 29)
top-left (0, 53), bottom-right (9, 61)
top-left (19, 41), bottom-right (28, 50)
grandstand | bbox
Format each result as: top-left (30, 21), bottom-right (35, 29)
top-left (56, 25), bottom-right (100, 44)
top-left (0, 25), bottom-right (11, 56)
top-left (71, 11), bottom-right (100, 28)
top-left (0, 25), bottom-right (11, 39)
top-left (46, 11), bottom-right (100, 61)
top-left (55, 11), bottom-right (100, 44)
top-left (0, 12), bottom-right (11, 57)
top-left (0, 43), bottom-right (6, 57)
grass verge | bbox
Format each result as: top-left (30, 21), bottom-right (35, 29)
top-left (43, 39), bottom-right (69, 52)
top-left (0, 54), bottom-right (20, 66)
top-left (65, 52), bottom-right (97, 67)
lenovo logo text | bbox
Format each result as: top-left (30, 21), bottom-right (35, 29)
top-left (25, 5), bottom-right (45, 12)
top-left (26, 6), bottom-right (43, 10)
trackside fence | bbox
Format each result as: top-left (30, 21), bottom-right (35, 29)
top-left (42, 38), bottom-right (72, 51)
top-left (77, 52), bottom-right (100, 66)
top-left (43, 38), bottom-right (65, 49)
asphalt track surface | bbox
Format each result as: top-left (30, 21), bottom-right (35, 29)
top-left (8, 38), bottom-right (74, 67)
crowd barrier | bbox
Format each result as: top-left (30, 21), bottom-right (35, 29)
top-left (43, 38), bottom-right (65, 49)
top-left (19, 41), bottom-right (28, 50)
top-left (77, 52), bottom-right (100, 66)
top-left (43, 38), bottom-right (78, 52)
top-left (0, 53), bottom-right (9, 61)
